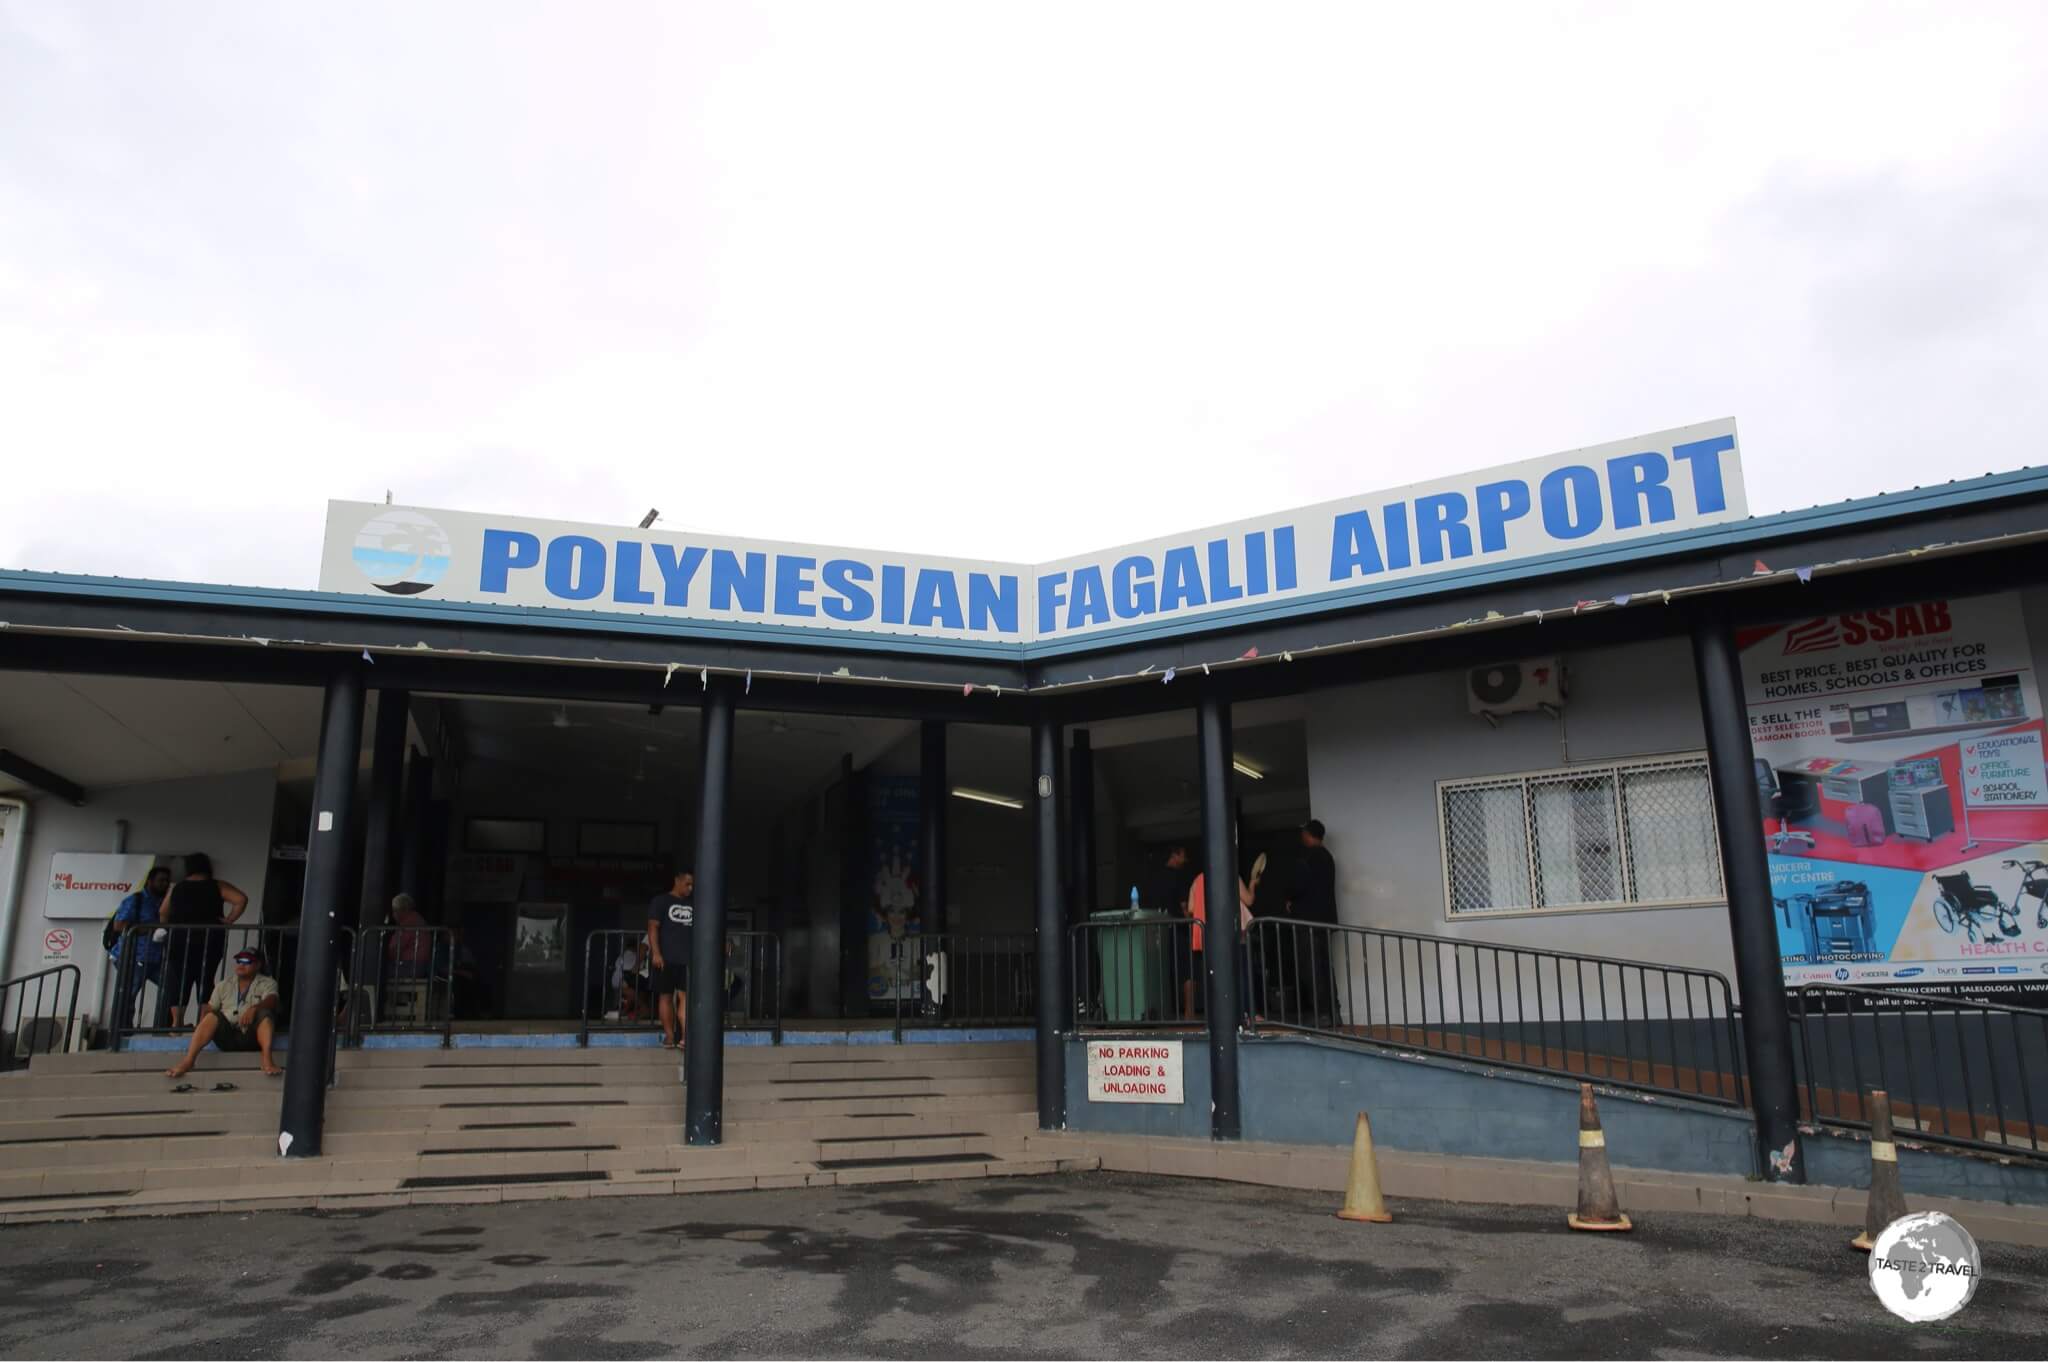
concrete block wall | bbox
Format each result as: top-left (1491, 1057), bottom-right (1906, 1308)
top-left (1064, 1032), bottom-right (2048, 1207)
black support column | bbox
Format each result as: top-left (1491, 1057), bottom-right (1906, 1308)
top-left (280, 667), bottom-right (364, 1158)
top-left (685, 681), bottom-right (735, 1146)
top-left (1690, 607), bottom-right (1805, 1183)
top-left (920, 721), bottom-right (948, 936)
top-left (1069, 730), bottom-right (1095, 922)
top-left (1032, 711), bottom-right (1067, 1130)
top-left (1196, 690), bottom-right (1242, 1140)
top-left (359, 690), bottom-right (409, 928)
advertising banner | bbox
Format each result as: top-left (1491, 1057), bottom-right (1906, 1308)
top-left (865, 775), bottom-right (924, 1002)
top-left (43, 852), bottom-right (158, 921)
top-left (1741, 593), bottom-right (2048, 1002)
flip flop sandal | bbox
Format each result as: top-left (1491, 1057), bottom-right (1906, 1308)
top-left (211, 1081), bottom-right (239, 1092)
top-left (170, 1082), bottom-right (195, 1093)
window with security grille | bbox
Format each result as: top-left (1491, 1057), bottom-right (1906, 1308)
top-left (1439, 755), bottom-right (1723, 916)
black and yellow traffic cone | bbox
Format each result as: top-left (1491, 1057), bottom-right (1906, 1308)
top-left (1567, 1082), bottom-right (1632, 1232)
top-left (1852, 1089), bottom-right (1908, 1252)
top-left (1335, 1111), bottom-right (1393, 1223)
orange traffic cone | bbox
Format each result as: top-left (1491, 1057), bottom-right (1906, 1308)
top-left (1567, 1083), bottom-right (1632, 1232)
top-left (1335, 1111), bottom-right (1393, 1223)
top-left (1852, 1089), bottom-right (1908, 1252)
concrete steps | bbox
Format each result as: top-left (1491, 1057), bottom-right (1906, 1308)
top-left (0, 1039), bottom-right (1057, 1222)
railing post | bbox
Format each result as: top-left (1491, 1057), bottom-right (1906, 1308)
top-left (1691, 605), bottom-right (1805, 1182)
top-left (281, 666), bottom-right (365, 1159)
top-left (1032, 710), bottom-right (1067, 1131)
top-left (1197, 689), bottom-right (1242, 1141)
top-left (685, 679), bottom-right (734, 1147)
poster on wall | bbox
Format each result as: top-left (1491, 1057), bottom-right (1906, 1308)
top-left (865, 775), bottom-right (924, 1002)
top-left (1741, 593), bottom-right (2048, 1002)
top-left (43, 853), bottom-right (159, 921)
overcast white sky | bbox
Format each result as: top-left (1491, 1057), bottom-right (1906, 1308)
top-left (3, 1), bottom-right (2045, 588)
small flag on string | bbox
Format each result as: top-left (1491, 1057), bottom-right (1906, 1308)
top-left (1162, 667), bottom-right (1176, 684)
top-left (1752, 558), bottom-right (1772, 575)
top-left (744, 669), bottom-right (753, 695)
top-left (1795, 566), bottom-right (1814, 584)
top-left (1240, 646), bottom-right (1259, 660)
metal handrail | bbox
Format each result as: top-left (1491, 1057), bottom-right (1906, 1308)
top-left (1, 965), bottom-right (81, 1070)
top-left (891, 933), bottom-right (1035, 1039)
top-left (108, 922), bottom-right (305, 1051)
top-left (347, 926), bottom-right (455, 1047)
top-left (725, 931), bottom-right (782, 1042)
top-left (1070, 916), bottom-right (1204, 1031)
top-left (579, 928), bottom-right (783, 1046)
top-left (1238, 916), bottom-right (1746, 1107)
top-left (1790, 983), bottom-right (2048, 1164)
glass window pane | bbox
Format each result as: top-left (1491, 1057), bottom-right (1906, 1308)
top-left (1444, 782), bottom-right (1532, 914)
top-left (1622, 763), bottom-right (1723, 902)
top-left (1529, 773), bottom-right (1621, 907)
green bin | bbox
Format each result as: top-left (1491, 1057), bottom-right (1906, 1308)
top-left (1089, 909), bottom-right (1174, 1022)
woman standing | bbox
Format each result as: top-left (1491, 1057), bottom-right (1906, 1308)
top-left (158, 852), bottom-right (249, 1028)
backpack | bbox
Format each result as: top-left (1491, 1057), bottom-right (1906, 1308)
top-left (103, 892), bottom-right (138, 953)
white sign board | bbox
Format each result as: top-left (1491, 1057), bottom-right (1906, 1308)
top-left (1086, 1039), bottom-right (1185, 1104)
top-left (43, 853), bottom-right (156, 921)
top-left (319, 420), bottom-right (1745, 646)
top-left (1961, 730), bottom-right (2048, 808)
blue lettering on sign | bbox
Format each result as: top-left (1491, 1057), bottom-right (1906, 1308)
top-left (1539, 465), bottom-right (1603, 539)
top-left (1673, 434), bottom-right (1733, 513)
top-left (1244, 531), bottom-right (1269, 596)
top-left (773, 554), bottom-right (817, 617)
top-left (650, 543), bottom-right (705, 606)
top-left (1037, 572), bottom-right (1068, 635)
top-left (908, 569), bottom-right (965, 630)
top-left (449, 428), bottom-right (1733, 639)
top-left (1206, 539), bottom-right (1243, 604)
top-left (545, 535), bottom-right (605, 601)
top-left (480, 529), bottom-right (540, 593)
top-left (880, 565), bottom-right (907, 625)
top-left (1606, 452), bottom-right (1673, 530)
top-left (1113, 556), bottom-right (1155, 618)
top-left (1475, 480), bottom-right (1531, 553)
top-left (967, 573), bottom-right (1018, 634)
top-left (1414, 492), bottom-right (1472, 565)
top-left (1067, 566), bottom-right (1110, 630)
top-left (1159, 546), bottom-right (1206, 612)
top-left (710, 550), bottom-right (766, 613)
top-left (612, 541), bottom-right (656, 605)
top-left (820, 559), bottom-right (875, 621)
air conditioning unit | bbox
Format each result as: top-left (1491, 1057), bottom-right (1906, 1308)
top-left (1468, 657), bottom-right (1566, 725)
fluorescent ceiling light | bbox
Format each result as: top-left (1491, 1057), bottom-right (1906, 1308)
top-left (951, 787), bottom-right (1024, 810)
top-left (1232, 759), bottom-right (1264, 780)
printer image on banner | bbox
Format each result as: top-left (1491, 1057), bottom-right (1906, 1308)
top-left (1740, 592), bottom-right (2048, 1002)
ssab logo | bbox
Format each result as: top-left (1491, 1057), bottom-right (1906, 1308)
top-left (1780, 601), bottom-right (1954, 656)
top-left (353, 509), bottom-right (451, 596)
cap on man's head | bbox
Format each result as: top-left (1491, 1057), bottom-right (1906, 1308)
top-left (1302, 818), bottom-right (1326, 841)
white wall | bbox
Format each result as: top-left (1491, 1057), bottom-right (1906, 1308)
top-left (1303, 636), bottom-right (1735, 978)
top-left (2, 767), bottom-right (280, 1025)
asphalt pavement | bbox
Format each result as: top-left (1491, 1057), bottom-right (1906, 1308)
top-left (0, 1171), bottom-right (2042, 1359)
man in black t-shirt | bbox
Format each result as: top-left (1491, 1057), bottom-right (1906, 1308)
top-left (645, 870), bottom-right (695, 1050)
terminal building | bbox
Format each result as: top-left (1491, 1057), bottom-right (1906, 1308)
top-left (1, 417), bottom-right (2044, 1219)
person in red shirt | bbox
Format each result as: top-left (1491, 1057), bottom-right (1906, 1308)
top-left (1182, 854), bottom-right (1263, 1021)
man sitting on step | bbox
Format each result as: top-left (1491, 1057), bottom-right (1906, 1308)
top-left (164, 948), bottom-right (283, 1080)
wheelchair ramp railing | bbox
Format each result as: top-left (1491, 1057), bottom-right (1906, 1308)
top-left (1791, 983), bottom-right (2048, 1165)
top-left (1242, 917), bottom-right (1747, 1107)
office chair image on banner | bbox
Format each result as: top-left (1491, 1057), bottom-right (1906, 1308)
top-left (1754, 759), bottom-right (1818, 853)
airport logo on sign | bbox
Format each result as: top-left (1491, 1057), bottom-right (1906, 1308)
top-left (354, 508), bottom-right (452, 596)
